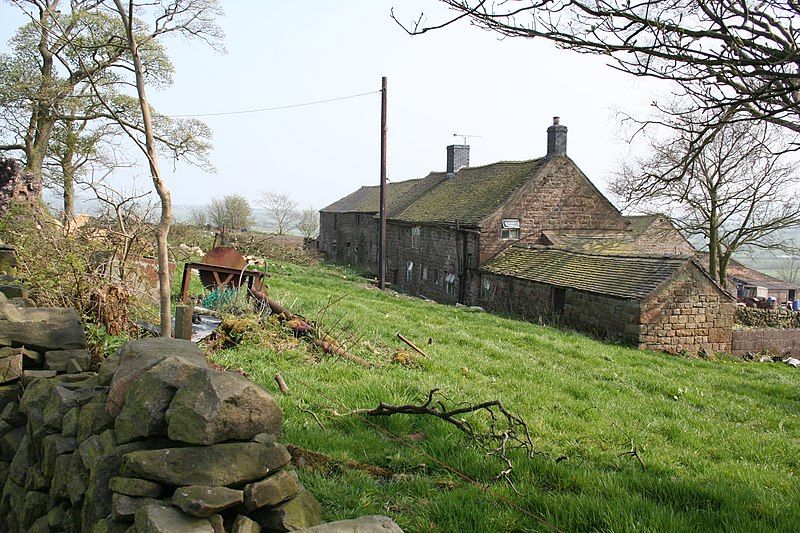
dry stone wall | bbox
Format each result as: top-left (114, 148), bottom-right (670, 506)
top-left (0, 291), bottom-right (402, 533)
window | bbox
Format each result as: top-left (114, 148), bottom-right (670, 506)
top-left (411, 226), bottom-right (421, 248)
top-left (406, 261), bottom-right (414, 283)
top-left (501, 218), bottom-right (520, 240)
top-left (333, 214), bottom-right (338, 230)
top-left (422, 265), bottom-right (428, 282)
top-left (332, 239), bottom-right (337, 253)
top-left (481, 277), bottom-right (492, 299)
top-left (445, 273), bottom-right (457, 295)
top-left (434, 269), bottom-right (440, 285)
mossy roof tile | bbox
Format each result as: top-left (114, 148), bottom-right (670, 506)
top-left (392, 159), bottom-right (548, 225)
top-left (482, 246), bottom-right (691, 300)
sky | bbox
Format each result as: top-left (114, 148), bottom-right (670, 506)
top-left (0, 0), bottom-right (667, 211)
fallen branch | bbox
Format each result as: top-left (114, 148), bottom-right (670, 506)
top-left (619, 438), bottom-right (646, 470)
top-left (250, 289), bottom-right (372, 368)
top-left (397, 333), bottom-right (428, 357)
top-left (339, 388), bottom-right (534, 486)
top-left (286, 444), bottom-right (395, 480)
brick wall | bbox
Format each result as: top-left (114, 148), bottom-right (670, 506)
top-left (731, 329), bottom-right (800, 357)
top-left (317, 212), bottom-right (378, 274)
top-left (387, 221), bottom-right (480, 304)
top-left (639, 265), bottom-right (734, 353)
top-left (480, 157), bottom-right (628, 262)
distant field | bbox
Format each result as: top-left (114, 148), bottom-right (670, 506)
top-left (209, 262), bottom-right (800, 532)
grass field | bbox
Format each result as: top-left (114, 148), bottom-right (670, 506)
top-left (206, 261), bottom-right (800, 532)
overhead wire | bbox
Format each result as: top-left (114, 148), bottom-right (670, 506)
top-left (167, 89), bottom-right (381, 118)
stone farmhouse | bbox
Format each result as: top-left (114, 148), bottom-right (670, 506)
top-left (319, 118), bottom-right (735, 353)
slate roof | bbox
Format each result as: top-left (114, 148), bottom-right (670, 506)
top-left (625, 214), bottom-right (661, 236)
top-left (536, 229), bottom-right (641, 255)
top-left (391, 159), bottom-right (549, 226)
top-left (481, 246), bottom-right (694, 300)
top-left (320, 179), bottom-right (423, 213)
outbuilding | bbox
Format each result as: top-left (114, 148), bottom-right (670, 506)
top-left (479, 245), bottom-right (735, 353)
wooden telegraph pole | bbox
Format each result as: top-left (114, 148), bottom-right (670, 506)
top-left (378, 76), bottom-right (388, 290)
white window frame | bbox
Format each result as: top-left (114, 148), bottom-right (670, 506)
top-left (411, 226), bottom-right (421, 248)
top-left (445, 273), bottom-right (456, 295)
top-left (406, 260), bottom-right (414, 283)
top-left (501, 228), bottom-right (520, 240)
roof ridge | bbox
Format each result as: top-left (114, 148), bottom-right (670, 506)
top-left (513, 244), bottom-right (692, 262)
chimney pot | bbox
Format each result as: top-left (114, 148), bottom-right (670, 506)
top-left (446, 144), bottom-right (469, 174)
top-left (546, 117), bottom-right (567, 156)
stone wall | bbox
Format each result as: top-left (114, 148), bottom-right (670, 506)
top-left (477, 272), bottom-right (638, 340)
top-left (735, 307), bottom-right (800, 329)
top-left (317, 212), bottom-right (378, 275)
top-left (639, 265), bottom-right (734, 354)
top-left (387, 222), bottom-right (480, 305)
top-left (0, 291), bottom-right (403, 532)
top-left (479, 265), bottom-right (734, 354)
top-left (731, 329), bottom-right (800, 357)
top-left (479, 156), bottom-right (628, 262)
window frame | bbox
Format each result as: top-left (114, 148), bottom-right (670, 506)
top-left (411, 226), bottom-right (421, 248)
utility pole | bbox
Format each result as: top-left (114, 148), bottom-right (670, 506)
top-left (378, 76), bottom-right (387, 290)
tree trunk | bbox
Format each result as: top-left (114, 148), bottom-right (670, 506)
top-left (61, 120), bottom-right (76, 224)
top-left (114, 0), bottom-right (172, 337)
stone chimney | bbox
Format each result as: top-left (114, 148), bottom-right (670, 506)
top-left (546, 116), bottom-right (567, 156)
top-left (446, 145), bottom-right (470, 174)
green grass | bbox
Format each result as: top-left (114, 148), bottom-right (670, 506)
top-left (209, 261), bottom-right (800, 532)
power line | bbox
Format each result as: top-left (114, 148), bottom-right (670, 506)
top-left (168, 89), bottom-right (381, 118)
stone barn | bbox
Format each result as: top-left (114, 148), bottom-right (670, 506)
top-left (479, 245), bottom-right (735, 353)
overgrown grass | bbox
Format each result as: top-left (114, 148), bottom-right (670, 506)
top-left (209, 261), bottom-right (800, 532)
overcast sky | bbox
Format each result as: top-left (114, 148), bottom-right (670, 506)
top-left (0, 0), bottom-right (667, 211)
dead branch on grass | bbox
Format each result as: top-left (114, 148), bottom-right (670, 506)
top-left (337, 388), bottom-right (535, 487)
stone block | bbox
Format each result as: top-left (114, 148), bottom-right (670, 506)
top-left (166, 370), bottom-right (282, 445)
top-left (0, 401), bottom-right (24, 427)
top-left (133, 503), bottom-right (215, 532)
top-left (45, 349), bottom-right (91, 372)
top-left (243, 470), bottom-right (301, 511)
top-left (172, 485), bottom-right (244, 517)
top-left (0, 351), bottom-right (22, 384)
top-left (114, 355), bottom-right (206, 444)
top-left (121, 441), bottom-right (291, 487)
top-left (22, 369), bottom-right (57, 385)
top-left (0, 306), bottom-right (85, 352)
top-left (231, 515), bottom-right (261, 533)
top-left (42, 434), bottom-right (77, 477)
top-left (106, 338), bottom-right (207, 416)
top-left (109, 476), bottom-right (162, 498)
top-left (251, 490), bottom-right (322, 531)
top-left (112, 492), bottom-right (163, 521)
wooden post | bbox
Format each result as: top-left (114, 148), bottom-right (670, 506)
top-left (174, 305), bottom-right (193, 340)
top-left (378, 76), bottom-right (388, 290)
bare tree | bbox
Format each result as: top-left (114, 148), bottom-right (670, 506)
top-left (206, 194), bottom-right (253, 241)
top-left (297, 207), bottom-right (319, 239)
top-left (612, 114), bottom-right (800, 285)
top-left (260, 191), bottom-right (300, 235)
top-left (776, 256), bottom-right (800, 285)
top-left (394, 1), bottom-right (800, 157)
top-left (189, 206), bottom-right (207, 227)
